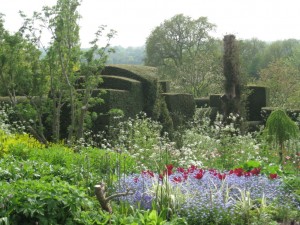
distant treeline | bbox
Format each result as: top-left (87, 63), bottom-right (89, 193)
top-left (106, 46), bottom-right (145, 65)
top-left (41, 46), bottom-right (145, 65)
top-left (79, 46), bottom-right (145, 65)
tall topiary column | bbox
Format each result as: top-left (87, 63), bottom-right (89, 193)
top-left (222, 35), bottom-right (241, 120)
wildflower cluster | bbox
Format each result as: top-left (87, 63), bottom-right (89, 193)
top-left (116, 164), bottom-right (299, 223)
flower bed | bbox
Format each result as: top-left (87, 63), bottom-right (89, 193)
top-left (116, 165), bottom-right (299, 223)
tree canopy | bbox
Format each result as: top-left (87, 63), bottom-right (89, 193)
top-left (145, 14), bottom-right (222, 97)
top-left (0, 0), bottom-right (115, 144)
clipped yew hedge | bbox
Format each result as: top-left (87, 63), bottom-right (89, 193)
top-left (163, 93), bottom-right (195, 128)
top-left (101, 65), bottom-right (159, 117)
top-left (246, 85), bottom-right (269, 121)
top-left (195, 97), bottom-right (210, 108)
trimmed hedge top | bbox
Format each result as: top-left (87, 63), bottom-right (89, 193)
top-left (102, 64), bottom-right (158, 82)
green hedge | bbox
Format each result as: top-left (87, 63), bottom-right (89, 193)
top-left (0, 96), bottom-right (28, 103)
top-left (101, 65), bottom-right (159, 117)
top-left (100, 75), bottom-right (142, 91)
top-left (158, 80), bottom-right (170, 93)
top-left (195, 97), bottom-right (210, 108)
top-left (209, 94), bottom-right (222, 112)
top-left (246, 85), bottom-right (269, 121)
top-left (163, 93), bottom-right (195, 128)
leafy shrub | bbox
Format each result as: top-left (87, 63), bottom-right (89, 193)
top-left (0, 131), bottom-right (43, 158)
top-left (264, 109), bottom-right (299, 163)
top-left (0, 146), bottom-right (137, 194)
top-left (111, 207), bottom-right (187, 225)
top-left (0, 180), bottom-right (106, 225)
top-left (105, 113), bottom-right (173, 170)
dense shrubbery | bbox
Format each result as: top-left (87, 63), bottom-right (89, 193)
top-left (0, 107), bottom-right (299, 224)
top-left (0, 180), bottom-right (106, 225)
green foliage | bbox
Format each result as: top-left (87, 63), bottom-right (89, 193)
top-left (8, 0), bottom-right (116, 144)
top-left (236, 160), bottom-right (261, 171)
top-left (145, 14), bottom-right (222, 97)
top-left (259, 39), bottom-right (300, 69)
top-left (238, 38), bottom-right (267, 78)
top-left (0, 134), bottom-right (137, 192)
top-left (258, 58), bottom-right (300, 108)
top-left (102, 65), bottom-right (159, 117)
top-left (152, 87), bottom-right (174, 136)
top-left (265, 109), bottom-right (299, 143)
top-left (0, 131), bottom-right (43, 157)
top-left (264, 109), bottom-right (299, 162)
top-left (283, 175), bottom-right (300, 198)
top-left (0, 179), bottom-right (106, 225)
top-left (0, 29), bottom-right (45, 97)
top-left (0, 105), bottom-right (299, 224)
top-left (112, 205), bottom-right (187, 225)
top-left (163, 93), bottom-right (195, 129)
top-left (105, 113), bottom-right (175, 170)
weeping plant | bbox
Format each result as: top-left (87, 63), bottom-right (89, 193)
top-left (264, 109), bottom-right (299, 163)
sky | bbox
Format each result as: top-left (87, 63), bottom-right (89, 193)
top-left (1, 0), bottom-right (300, 48)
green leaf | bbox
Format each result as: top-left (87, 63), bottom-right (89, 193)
top-left (148, 210), bottom-right (158, 223)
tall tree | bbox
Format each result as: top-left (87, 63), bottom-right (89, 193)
top-left (238, 38), bottom-right (267, 79)
top-left (259, 39), bottom-right (300, 70)
top-left (19, 0), bottom-right (82, 142)
top-left (17, 0), bottom-right (115, 143)
top-left (145, 14), bottom-right (222, 96)
top-left (258, 58), bottom-right (300, 108)
top-left (0, 15), bottom-right (49, 144)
